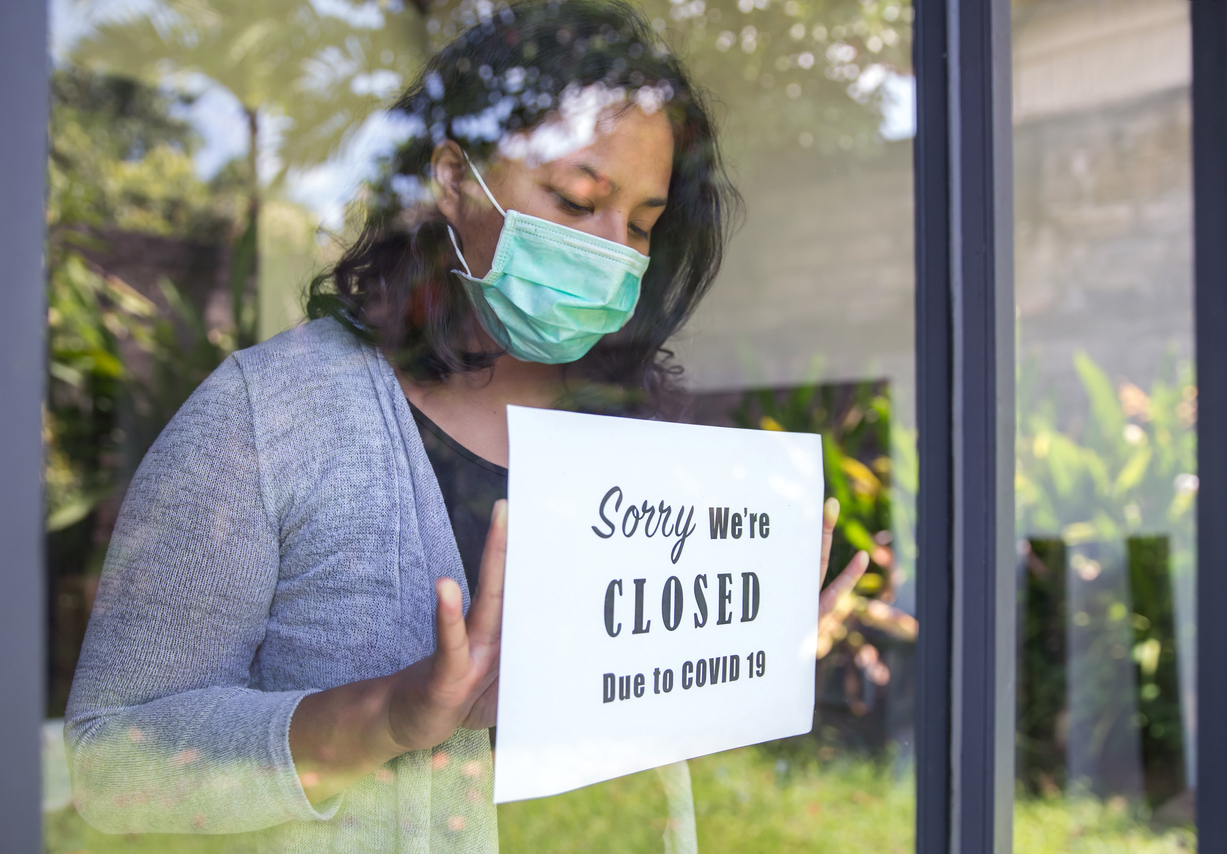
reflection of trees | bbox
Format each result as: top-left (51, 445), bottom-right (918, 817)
top-left (1016, 354), bottom-right (1196, 808)
top-left (1017, 354), bottom-right (1197, 545)
top-left (72, 0), bottom-right (427, 183)
top-left (424, 0), bottom-right (911, 166)
top-left (639, 0), bottom-right (911, 160)
top-left (45, 67), bottom-right (252, 715)
top-left (69, 0), bottom-right (428, 335)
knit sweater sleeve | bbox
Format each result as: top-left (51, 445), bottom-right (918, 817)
top-left (64, 356), bottom-right (337, 834)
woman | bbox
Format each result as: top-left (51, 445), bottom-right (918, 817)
top-left (65, 2), bottom-right (869, 850)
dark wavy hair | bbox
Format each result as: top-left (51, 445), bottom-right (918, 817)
top-left (306, 0), bottom-right (740, 414)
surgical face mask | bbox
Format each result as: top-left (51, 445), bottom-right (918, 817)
top-left (446, 153), bottom-right (650, 364)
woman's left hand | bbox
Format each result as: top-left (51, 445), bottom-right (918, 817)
top-left (817, 497), bottom-right (869, 621)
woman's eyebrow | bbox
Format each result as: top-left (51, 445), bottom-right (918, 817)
top-left (573, 163), bottom-right (617, 193)
top-left (571, 163), bottom-right (667, 208)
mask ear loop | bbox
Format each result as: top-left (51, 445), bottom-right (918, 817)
top-left (461, 150), bottom-right (507, 217)
top-left (445, 149), bottom-right (506, 278)
top-left (446, 225), bottom-right (474, 276)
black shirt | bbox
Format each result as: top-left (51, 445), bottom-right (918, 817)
top-left (409, 401), bottom-right (508, 596)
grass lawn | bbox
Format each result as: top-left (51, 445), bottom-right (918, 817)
top-left (45, 746), bottom-right (1195, 853)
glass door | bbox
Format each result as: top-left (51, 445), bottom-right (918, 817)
top-left (1011, 0), bottom-right (1197, 849)
top-left (449, 0), bottom-right (922, 848)
top-left (42, 0), bottom-right (918, 851)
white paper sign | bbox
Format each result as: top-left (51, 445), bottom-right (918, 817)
top-left (493, 406), bottom-right (825, 803)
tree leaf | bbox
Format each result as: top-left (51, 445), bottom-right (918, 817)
top-left (1074, 351), bottom-right (1126, 456)
top-left (1113, 445), bottom-right (1153, 498)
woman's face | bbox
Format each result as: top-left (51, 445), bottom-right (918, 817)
top-left (433, 106), bottom-right (675, 280)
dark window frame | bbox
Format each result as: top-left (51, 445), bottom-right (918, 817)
top-left (912, 0), bottom-right (1016, 850)
top-left (0, 1), bottom-right (49, 852)
top-left (1192, 2), bottom-right (1227, 850)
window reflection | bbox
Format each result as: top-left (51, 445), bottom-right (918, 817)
top-left (45, 0), bottom-right (917, 850)
top-left (1012, 0), bottom-right (1197, 848)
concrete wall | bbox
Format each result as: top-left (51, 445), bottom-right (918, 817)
top-left (673, 141), bottom-right (915, 402)
top-left (1014, 0), bottom-right (1193, 416)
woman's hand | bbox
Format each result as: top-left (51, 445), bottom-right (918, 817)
top-left (383, 499), bottom-right (507, 750)
top-left (289, 500), bottom-right (507, 805)
top-left (818, 497), bottom-right (869, 621)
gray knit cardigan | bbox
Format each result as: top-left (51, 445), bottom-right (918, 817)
top-left (65, 318), bottom-right (497, 853)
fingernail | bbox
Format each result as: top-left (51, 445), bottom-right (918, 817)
top-left (824, 497), bottom-right (840, 522)
top-left (437, 578), bottom-right (457, 605)
top-left (857, 550), bottom-right (870, 568)
top-left (493, 498), bottom-right (508, 526)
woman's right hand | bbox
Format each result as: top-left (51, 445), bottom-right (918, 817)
top-left (383, 498), bottom-right (507, 751)
top-left (289, 500), bottom-right (506, 805)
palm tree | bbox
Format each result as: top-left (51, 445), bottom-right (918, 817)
top-left (68, 0), bottom-right (428, 341)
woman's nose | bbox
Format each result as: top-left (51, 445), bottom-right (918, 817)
top-left (587, 211), bottom-right (632, 247)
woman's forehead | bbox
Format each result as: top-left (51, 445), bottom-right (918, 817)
top-left (499, 104), bottom-right (673, 197)
top-left (494, 82), bottom-right (669, 157)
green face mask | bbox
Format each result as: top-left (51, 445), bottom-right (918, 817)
top-left (447, 153), bottom-right (651, 365)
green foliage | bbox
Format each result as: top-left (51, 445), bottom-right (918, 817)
top-left (1127, 536), bottom-right (1186, 806)
top-left (45, 259), bottom-right (240, 537)
top-left (1016, 351), bottom-right (1197, 545)
top-left (1014, 794), bottom-right (1196, 854)
top-left (48, 68), bottom-right (242, 239)
top-left (44, 749), bottom-right (1196, 853)
top-left (64, 0), bottom-right (425, 352)
top-left (68, 0), bottom-right (428, 187)
top-left (46, 249), bottom-right (153, 533)
top-left (1017, 538), bottom-right (1069, 794)
top-left (45, 67), bottom-right (248, 547)
top-left (44, 68), bottom-right (250, 717)
top-left (1016, 351), bottom-right (1196, 808)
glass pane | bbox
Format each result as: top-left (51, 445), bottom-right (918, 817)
top-left (476, 0), bottom-right (920, 848)
top-left (44, 1), bottom-right (423, 846)
top-left (1012, 0), bottom-right (1197, 850)
top-left (44, 0), bottom-right (916, 851)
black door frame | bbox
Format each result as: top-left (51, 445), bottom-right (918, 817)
top-left (913, 0), bottom-right (1016, 850)
top-left (1192, 2), bottom-right (1227, 850)
top-left (0, 2), bottom-right (49, 852)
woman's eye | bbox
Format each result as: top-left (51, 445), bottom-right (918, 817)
top-left (630, 224), bottom-right (650, 240)
top-left (553, 193), bottom-right (590, 215)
